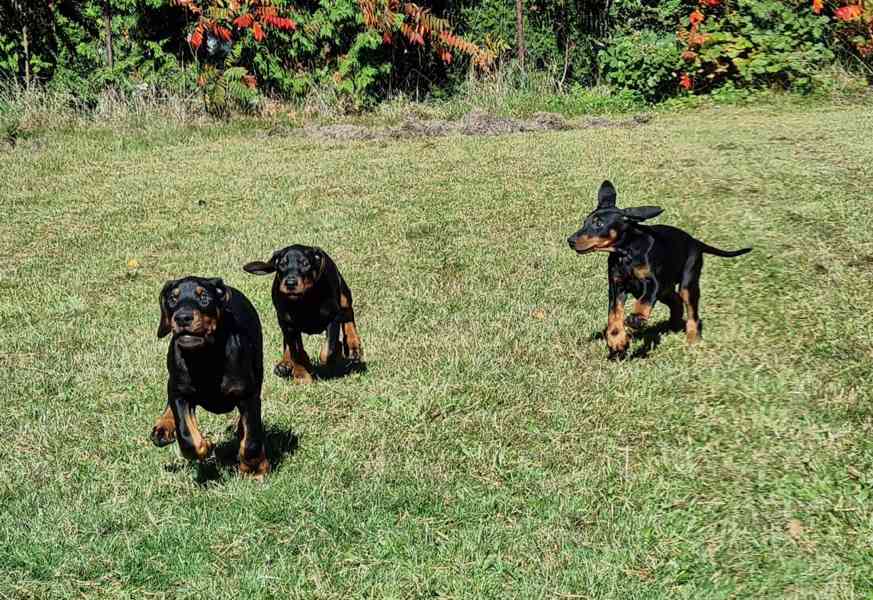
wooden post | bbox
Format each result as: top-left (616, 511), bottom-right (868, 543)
top-left (104, 0), bottom-right (114, 69)
top-left (22, 23), bottom-right (30, 89)
top-left (515, 0), bottom-right (525, 68)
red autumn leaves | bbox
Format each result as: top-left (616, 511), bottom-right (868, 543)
top-left (812, 1), bottom-right (872, 57)
top-left (834, 4), bottom-right (863, 19)
top-left (179, 1), bottom-right (297, 52)
top-left (677, 2), bottom-right (716, 91)
top-left (175, 0), bottom-right (297, 91)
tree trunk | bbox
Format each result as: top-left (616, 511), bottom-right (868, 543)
top-left (104, 0), bottom-right (113, 69)
top-left (22, 23), bottom-right (30, 89)
top-left (515, 0), bottom-right (525, 68)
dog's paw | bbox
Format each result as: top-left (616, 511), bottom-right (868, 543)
top-left (344, 341), bottom-right (363, 362)
top-left (239, 450), bottom-right (270, 481)
top-left (274, 362), bottom-right (294, 378)
top-left (293, 369), bottom-right (315, 384)
top-left (150, 424), bottom-right (176, 447)
top-left (624, 314), bottom-right (648, 330)
top-left (608, 348), bottom-right (628, 362)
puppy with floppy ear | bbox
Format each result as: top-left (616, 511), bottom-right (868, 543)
top-left (151, 276), bottom-right (270, 479)
top-left (243, 244), bottom-right (362, 383)
top-left (567, 180), bottom-right (751, 358)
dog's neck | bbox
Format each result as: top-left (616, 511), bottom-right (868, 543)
top-left (612, 225), bottom-right (655, 258)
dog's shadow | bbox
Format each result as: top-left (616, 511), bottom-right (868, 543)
top-left (167, 424), bottom-right (300, 485)
top-left (589, 320), bottom-right (686, 360)
top-left (314, 358), bottom-right (367, 381)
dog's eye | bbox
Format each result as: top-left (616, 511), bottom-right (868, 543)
top-left (198, 294), bottom-right (210, 307)
top-left (167, 296), bottom-right (178, 307)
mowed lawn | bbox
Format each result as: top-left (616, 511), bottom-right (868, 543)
top-left (1, 104), bottom-right (872, 599)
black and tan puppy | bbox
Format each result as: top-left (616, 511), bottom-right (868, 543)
top-left (151, 276), bottom-right (269, 478)
top-left (243, 245), bottom-right (362, 383)
top-left (567, 180), bottom-right (751, 358)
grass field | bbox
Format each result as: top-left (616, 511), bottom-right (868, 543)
top-left (2, 103), bottom-right (873, 599)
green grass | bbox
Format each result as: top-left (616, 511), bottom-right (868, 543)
top-left (2, 103), bottom-right (873, 599)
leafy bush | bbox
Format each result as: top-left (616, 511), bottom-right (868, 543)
top-left (678, 0), bottom-right (835, 93)
top-left (600, 30), bottom-right (683, 101)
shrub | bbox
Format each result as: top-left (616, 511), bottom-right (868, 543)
top-left (677, 0), bottom-right (835, 93)
top-left (600, 30), bottom-right (683, 101)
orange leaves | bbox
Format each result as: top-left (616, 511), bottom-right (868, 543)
top-left (266, 15), bottom-right (297, 30)
top-left (213, 25), bottom-right (232, 42)
top-left (252, 22), bottom-right (264, 41)
top-left (812, 0), bottom-right (824, 13)
top-left (690, 10), bottom-right (705, 25)
top-left (700, 0), bottom-right (721, 7)
top-left (679, 73), bottom-right (694, 90)
top-left (242, 74), bottom-right (258, 89)
top-left (190, 27), bottom-right (204, 49)
top-left (178, 1), bottom-right (296, 50)
top-left (359, 0), bottom-right (493, 69)
top-left (233, 14), bottom-right (253, 28)
top-left (835, 4), bottom-right (863, 20)
top-left (681, 50), bottom-right (698, 61)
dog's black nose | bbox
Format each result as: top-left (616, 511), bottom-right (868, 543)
top-left (174, 311), bottom-right (194, 327)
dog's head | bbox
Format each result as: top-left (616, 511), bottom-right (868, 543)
top-left (243, 245), bottom-right (325, 300)
top-left (567, 180), bottom-right (664, 254)
top-left (157, 276), bottom-right (231, 350)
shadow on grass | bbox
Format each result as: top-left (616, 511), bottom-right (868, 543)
top-left (165, 424), bottom-right (300, 485)
top-left (314, 358), bottom-right (367, 381)
top-left (588, 319), bottom-right (688, 360)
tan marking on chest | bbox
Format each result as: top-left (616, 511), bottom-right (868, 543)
top-left (633, 265), bottom-right (651, 279)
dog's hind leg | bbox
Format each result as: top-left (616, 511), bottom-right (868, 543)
top-left (661, 290), bottom-right (685, 332)
top-left (339, 287), bottom-right (363, 361)
top-left (679, 253), bottom-right (703, 343)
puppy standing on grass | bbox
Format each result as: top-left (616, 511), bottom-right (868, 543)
top-left (567, 181), bottom-right (751, 359)
top-left (243, 245), bottom-right (363, 383)
top-left (151, 276), bottom-right (270, 479)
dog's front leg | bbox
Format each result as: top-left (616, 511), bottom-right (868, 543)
top-left (606, 272), bottom-right (630, 359)
top-left (150, 404), bottom-right (177, 447)
top-left (236, 399), bottom-right (269, 480)
top-left (171, 397), bottom-right (212, 461)
top-left (320, 319), bottom-right (342, 366)
top-left (276, 330), bottom-right (314, 383)
top-left (627, 279), bottom-right (659, 330)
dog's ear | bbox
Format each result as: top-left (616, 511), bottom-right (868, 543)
top-left (206, 278), bottom-right (232, 307)
top-left (243, 259), bottom-right (276, 275)
top-left (157, 279), bottom-right (176, 338)
top-left (310, 246), bottom-right (325, 273)
top-left (622, 206), bottom-right (664, 222)
top-left (597, 180), bottom-right (617, 210)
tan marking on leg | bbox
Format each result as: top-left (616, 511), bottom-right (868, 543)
top-left (680, 288), bottom-right (700, 344)
top-left (183, 411), bottom-right (212, 460)
top-left (237, 416), bottom-right (269, 480)
top-left (606, 302), bottom-right (629, 354)
top-left (632, 300), bottom-right (653, 322)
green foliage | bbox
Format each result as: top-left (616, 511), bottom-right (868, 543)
top-left (600, 30), bottom-right (682, 101)
top-left (686, 0), bottom-right (835, 93)
top-left (0, 0), bottom-right (863, 112)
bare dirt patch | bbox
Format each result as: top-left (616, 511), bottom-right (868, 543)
top-left (292, 110), bottom-right (652, 142)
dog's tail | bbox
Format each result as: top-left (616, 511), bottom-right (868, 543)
top-left (698, 241), bottom-right (752, 258)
